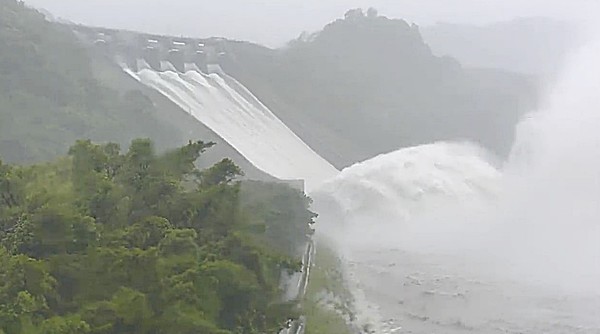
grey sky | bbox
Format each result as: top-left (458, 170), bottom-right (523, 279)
top-left (24, 0), bottom-right (599, 47)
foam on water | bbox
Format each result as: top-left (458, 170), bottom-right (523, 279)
top-left (313, 142), bottom-right (501, 252)
top-left (122, 62), bottom-right (338, 191)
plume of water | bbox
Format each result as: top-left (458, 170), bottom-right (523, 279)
top-left (312, 142), bottom-right (501, 253)
top-left (313, 26), bottom-right (600, 333)
top-left (492, 34), bottom-right (600, 294)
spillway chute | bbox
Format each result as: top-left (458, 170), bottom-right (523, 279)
top-left (159, 60), bottom-right (178, 72)
top-left (312, 142), bottom-right (501, 228)
top-left (123, 60), bottom-right (338, 191)
top-left (184, 62), bottom-right (202, 73)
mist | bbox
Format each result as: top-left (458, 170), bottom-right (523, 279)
top-left (310, 20), bottom-right (600, 332)
top-left (24, 0), bottom-right (599, 47)
top-left (5, 0), bottom-right (599, 332)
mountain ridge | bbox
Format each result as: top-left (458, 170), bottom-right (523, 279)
top-left (3, 4), bottom-right (539, 173)
top-left (0, 0), bottom-right (274, 181)
top-left (219, 9), bottom-right (538, 167)
top-left (422, 17), bottom-right (580, 75)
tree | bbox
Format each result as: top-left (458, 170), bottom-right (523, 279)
top-left (199, 158), bottom-right (243, 187)
top-left (0, 248), bottom-right (56, 333)
top-left (367, 7), bottom-right (379, 18)
top-left (123, 216), bottom-right (172, 250)
top-left (39, 315), bottom-right (91, 334)
top-left (28, 206), bottom-right (96, 258)
top-left (0, 138), bottom-right (309, 333)
top-left (200, 261), bottom-right (260, 330)
top-left (158, 229), bottom-right (199, 259)
top-left (157, 303), bottom-right (230, 334)
top-left (344, 8), bottom-right (365, 20)
top-left (122, 139), bottom-right (155, 193)
top-left (110, 288), bottom-right (154, 334)
top-left (157, 140), bottom-right (215, 180)
top-left (0, 160), bottom-right (23, 210)
top-left (240, 181), bottom-right (316, 256)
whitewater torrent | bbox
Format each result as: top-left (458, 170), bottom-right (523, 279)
top-left (120, 41), bottom-right (600, 333)
top-left (123, 60), bottom-right (338, 191)
top-left (313, 33), bottom-right (600, 333)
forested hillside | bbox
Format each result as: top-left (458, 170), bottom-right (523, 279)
top-left (0, 0), bottom-right (275, 182)
top-left (0, 0), bottom-right (180, 163)
top-left (0, 139), bottom-right (313, 333)
top-left (221, 9), bottom-right (538, 167)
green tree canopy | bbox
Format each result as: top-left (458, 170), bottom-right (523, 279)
top-left (0, 139), bottom-right (313, 333)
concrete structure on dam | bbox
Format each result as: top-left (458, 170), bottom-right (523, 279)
top-left (69, 24), bottom-right (226, 72)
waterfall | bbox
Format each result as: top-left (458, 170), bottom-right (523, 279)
top-left (122, 61), bottom-right (338, 191)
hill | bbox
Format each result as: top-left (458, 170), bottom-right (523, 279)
top-left (0, 0), bottom-right (165, 162)
top-left (0, 0), bottom-right (272, 180)
top-left (220, 9), bottom-right (538, 167)
top-left (2, 2), bottom-right (540, 172)
top-left (421, 17), bottom-right (580, 76)
top-left (0, 139), bottom-right (312, 333)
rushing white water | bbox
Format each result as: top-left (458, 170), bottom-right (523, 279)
top-left (123, 60), bottom-right (338, 191)
top-left (313, 35), bottom-right (600, 333)
top-left (313, 142), bottom-right (501, 251)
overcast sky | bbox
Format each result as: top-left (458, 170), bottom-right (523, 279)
top-left (23, 0), bottom-right (599, 47)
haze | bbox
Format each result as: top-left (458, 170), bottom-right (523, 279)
top-left (24, 0), bottom-right (598, 47)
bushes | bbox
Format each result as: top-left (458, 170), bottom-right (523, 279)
top-left (0, 139), bottom-right (312, 333)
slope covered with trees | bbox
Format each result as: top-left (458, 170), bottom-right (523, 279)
top-left (0, 0), bottom-right (175, 163)
top-left (0, 139), bottom-right (314, 334)
top-left (220, 9), bottom-right (538, 167)
top-left (0, 0), bottom-right (270, 183)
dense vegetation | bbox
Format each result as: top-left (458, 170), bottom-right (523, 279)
top-left (220, 9), bottom-right (538, 167)
top-left (0, 0), bottom-right (184, 164)
top-left (0, 139), bottom-right (315, 334)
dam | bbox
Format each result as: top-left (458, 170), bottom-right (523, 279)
top-left (69, 22), bottom-right (600, 334)
top-left (70, 24), bottom-right (338, 191)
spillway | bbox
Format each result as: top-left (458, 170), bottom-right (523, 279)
top-left (120, 41), bottom-right (600, 333)
top-left (123, 61), bottom-right (338, 191)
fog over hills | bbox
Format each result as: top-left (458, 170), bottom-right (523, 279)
top-left (22, 0), bottom-right (599, 47)
top-left (219, 10), bottom-right (538, 167)
top-left (3, 3), bottom-right (542, 171)
top-left (0, 0), bottom-right (272, 179)
top-left (422, 17), bottom-right (581, 76)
